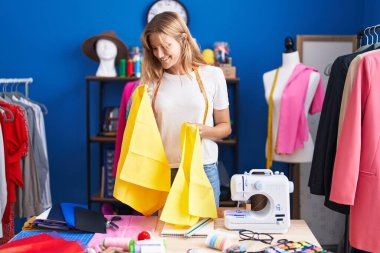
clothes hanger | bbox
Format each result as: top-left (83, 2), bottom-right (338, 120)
top-left (0, 85), bottom-right (14, 122)
top-left (12, 80), bottom-right (49, 115)
top-left (356, 26), bottom-right (371, 52)
top-left (373, 25), bottom-right (380, 49)
top-left (0, 106), bottom-right (15, 122)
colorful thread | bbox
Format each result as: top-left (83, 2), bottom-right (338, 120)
top-left (103, 237), bottom-right (132, 250)
top-left (205, 233), bottom-right (236, 252)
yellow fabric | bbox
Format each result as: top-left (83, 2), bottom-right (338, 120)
top-left (113, 85), bottom-right (171, 216)
top-left (160, 123), bottom-right (217, 227)
top-left (266, 68), bottom-right (280, 169)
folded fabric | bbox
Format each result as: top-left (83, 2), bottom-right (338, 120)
top-left (113, 85), bottom-right (170, 216)
top-left (74, 207), bottom-right (106, 234)
top-left (0, 233), bottom-right (84, 253)
top-left (160, 123), bottom-right (217, 227)
top-left (60, 203), bottom-right (87, 228)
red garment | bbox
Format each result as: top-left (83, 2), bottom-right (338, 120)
top-left (0, 102), bottom-right (28, 223)
top-left (0, 204), bottom-right (14, 245)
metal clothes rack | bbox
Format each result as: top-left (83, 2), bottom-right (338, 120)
top-left (0, 78), bottom-right (33, 98)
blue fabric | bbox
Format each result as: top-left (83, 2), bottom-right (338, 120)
top-left (171, 162), bottom-right (220, 207)
top-left (60, 203), bottom-right (87, 228)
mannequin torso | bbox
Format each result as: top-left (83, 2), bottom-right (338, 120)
top-left (263, 51), bottom-right (320, 163)
top-left (96, 39), bottom-right (117, 77)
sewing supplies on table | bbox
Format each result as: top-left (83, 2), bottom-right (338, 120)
top-left (205, 232), bottom-right (246, 253)
top-left (101, 238), bottom-right (166, 253)
top-left (225, 169), bottom-right (294, 233)
top-left (185, 218), bottom-right (212, 238)
top-left (263, 240), bottom-right (326, 253)
top-left (137, 230), bottom-right (153, 240)
top-left (105, 216), bottom-right (122, 229)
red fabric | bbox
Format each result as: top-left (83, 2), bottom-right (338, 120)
top-left (0, 233), bottom-right (84, 253)
top-left (113, 81), bottom-right (139, 176)
top-left (0, 204), bottom-right (14, 245)
top-left (0, 102), bottom-right (28, 223)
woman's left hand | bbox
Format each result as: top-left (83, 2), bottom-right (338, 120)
top-left (195, 124), bottom-right (211, 138)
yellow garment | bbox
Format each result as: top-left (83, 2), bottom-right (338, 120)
top-left (266, 68), bottom-right (280, 169)
top-left (113, 85), bottom-right (171, 216)
top-left (160, 123), bottom-right (217, 227)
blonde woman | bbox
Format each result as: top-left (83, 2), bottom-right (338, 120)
top-left (141, 11), bottom-right (231, 207)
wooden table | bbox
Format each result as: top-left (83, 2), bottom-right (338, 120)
top-left (155, 219), bottom-right (320, 252)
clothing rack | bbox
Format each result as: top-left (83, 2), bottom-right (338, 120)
top-left (0, 78), bottom-right (33, 98)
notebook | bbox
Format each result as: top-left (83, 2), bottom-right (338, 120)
top-left (160, 220), bottom-right (214, 238)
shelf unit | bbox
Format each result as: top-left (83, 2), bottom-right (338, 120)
top-left (86, 76), bottom-right (240, 206)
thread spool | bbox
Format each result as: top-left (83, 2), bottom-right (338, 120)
top-left (119, 59), bottom-right (126, 77)
top-left (205, 233), bottom-right (235, 251)
top-left (127, 59), bottom-right (134, 76)
top-left (103, 237), bottom-right (132, 250)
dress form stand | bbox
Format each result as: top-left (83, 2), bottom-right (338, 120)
top-left (262, 37), bottom-right (320, 218)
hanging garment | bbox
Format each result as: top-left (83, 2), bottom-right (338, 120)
top-left (113, 80), bottom-right (139, 176)
top-left (0, 204), bottom-right (14, 245)
top-left (330, 51), bottom-right (380, 252)
top-left (337, 49), bottom-right (379, 139)
top-left (113, 85), bottom-right (171, 216)
top-left (0, 123), bottom-right (7, 239)
top-left (18, 96), bottom-right (51, 209)
top-left (276, 64), bottom-right (324, 155)
top-left (0, 101), bottom-right (28, 223)
top-left (309, 46), bottom-right (375, 214)
top-left (160, 123), bottom-right (217, 226)
top-left (13, 104), bottom-right (43, 218)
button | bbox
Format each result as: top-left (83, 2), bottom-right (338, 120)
top-left (254, 181), bottom-right (263, 191)
top-left (275, 171), bottom-right (280, 175)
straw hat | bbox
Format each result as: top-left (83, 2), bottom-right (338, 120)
top-left (81, 31), bottom-right (128, 65)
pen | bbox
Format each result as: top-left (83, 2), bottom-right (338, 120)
top-left (185, 218), bottom-right (212, 238)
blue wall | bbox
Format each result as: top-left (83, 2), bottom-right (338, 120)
top-left (0, 1), bottom-right (365, 209)
top-left (363, 0), bottom-right (380, 34)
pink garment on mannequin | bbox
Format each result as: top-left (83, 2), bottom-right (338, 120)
top-left (276, 64), bottom-right (324, 154)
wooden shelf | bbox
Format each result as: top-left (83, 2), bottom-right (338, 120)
top-left (226, 78), bottom-right (240, 83)
top-left (219, 200), bottom-right (238, 207)
top-left (91, 192), bottom-right (119, 203)
top-left (90, 135), bottom-right (237, 145)
top-left (215, 139), bottom-right (237, 145)
top-left (86, 76), bottom-right (139, 81)
top-left (89, 136), bottom-right (116, 143)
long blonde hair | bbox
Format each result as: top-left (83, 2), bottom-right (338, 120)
top-left (141, 11), bottom-right (206, 84)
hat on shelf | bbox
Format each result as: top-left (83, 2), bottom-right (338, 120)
top-left (81, 31), bottom-right (128, 65)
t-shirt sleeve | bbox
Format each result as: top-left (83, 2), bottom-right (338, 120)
top-left (213, 67), bottom-right (229, 110)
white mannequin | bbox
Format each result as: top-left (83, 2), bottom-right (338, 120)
top-left (263, 51), bottom-right (320, 163)
top-left (96, 39), bottom-right (118, 77)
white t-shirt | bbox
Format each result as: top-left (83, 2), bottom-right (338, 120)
top-left (150, 65), bottom-right (229, 168)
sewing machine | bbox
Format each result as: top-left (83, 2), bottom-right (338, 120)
top-left (224, 169), bottom-right (294, 233)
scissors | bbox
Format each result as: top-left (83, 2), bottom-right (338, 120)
top-left (105, 216), bottom-right (121, 229)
